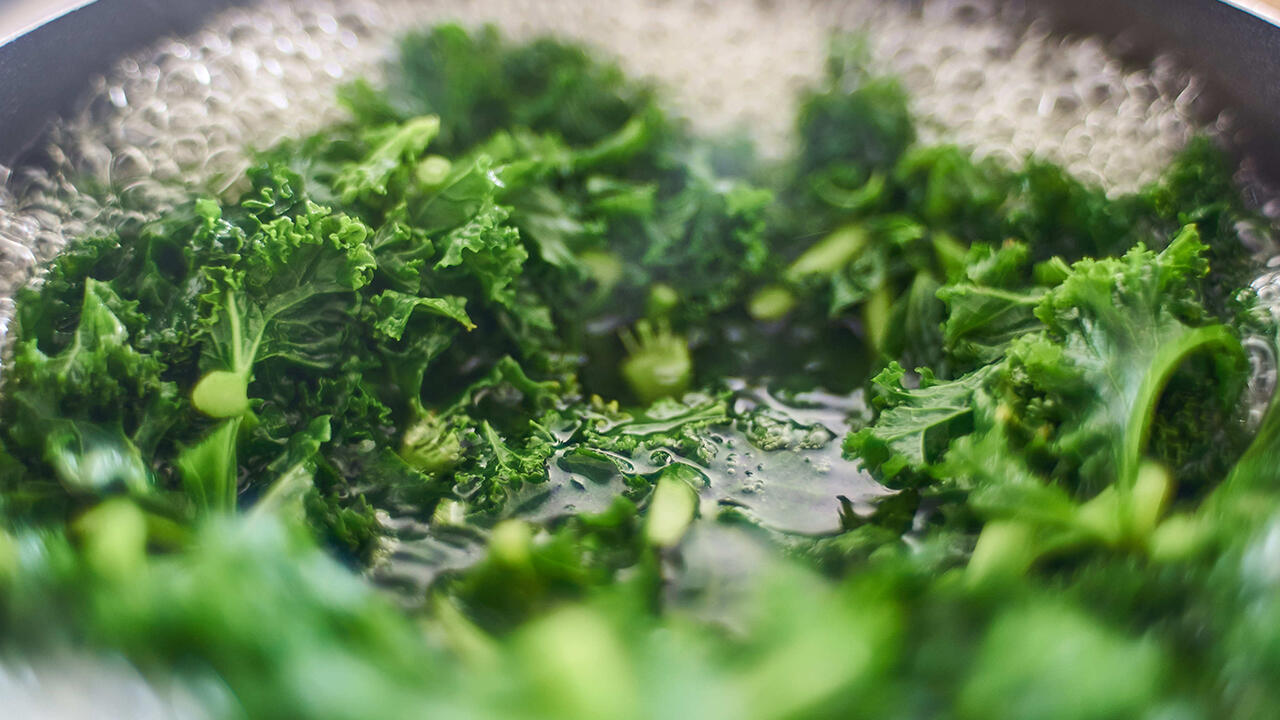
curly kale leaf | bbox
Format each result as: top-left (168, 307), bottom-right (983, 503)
top-left (638, 159), bottom-right (773, 318)
top-left (796, 42), bottom-right (915, 184)
top-left (346, 24), bottom-right (661, 154)
top-left (2, 280), bottom-right (178, 514)
top-left (190, 199), bottom-right (376, 416)
top-left (844, 362), bottom-right (994, 484)
top-left (1020, 227), bottom-right (1245, 492)
top-left (847, 228), bottom-right (1250, 572)
top-left (335, 115), bottom-right (442, 205)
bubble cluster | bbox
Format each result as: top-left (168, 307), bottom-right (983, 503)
top-left (0, 0), bottom-right (1274, 357)
top-left (833, 1), bottom-right (1213, 190)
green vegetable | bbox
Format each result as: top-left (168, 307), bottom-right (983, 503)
top-left (176, 418), bottom-right (242, 513)
top-left (1, 23), bottom-right (1278, 720)
top-left (643, 465), bottom-right (699, 547)
top-left (620, 319), bottom-right (692, 404)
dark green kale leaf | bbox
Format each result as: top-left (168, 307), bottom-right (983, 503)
top-left (335, 115), bottom-right (442, 205)
top-left (848, 226), bottom-right (1253, 580)
top-left (936, 241), bottom-right (1047, 369)
top-left (1015, 227), bottom-right (1245, 493)
top-left (844, 362), bottom-right (994, 485)
top-left (796, 40), bottom-right (915, 186)
top-left (1, 280), bottom-right (178, 517)
top-left (194, 196), bottom-right (376, 388)
top-left (345, 24), bottom-right (663, 155)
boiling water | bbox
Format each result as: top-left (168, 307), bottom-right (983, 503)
top-left (0, 0), bottom-right (1276, 440)
top-left (0, 0), bottom-right (1274, 507)
top-left (0, 0), bottom-right (1266, 308)
top-left (5, 0), bottom-right (1278, 414)
top-left (0, 0), bottom-right (1274, 444)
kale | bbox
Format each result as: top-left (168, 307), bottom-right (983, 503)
top-left (1, 23), bottom-right (1279, 720)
